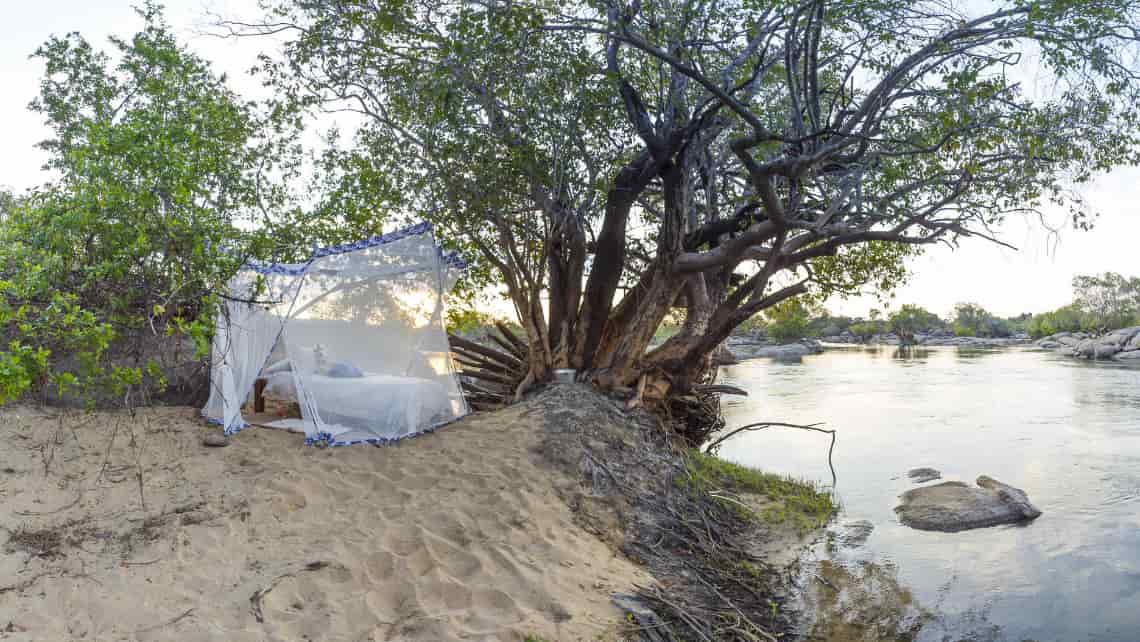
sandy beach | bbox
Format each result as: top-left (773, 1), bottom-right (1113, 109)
top-left (0, 402), bottom-right (650, 641)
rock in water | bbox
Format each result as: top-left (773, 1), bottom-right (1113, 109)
top-left (907, 467), bottom-right (942, 483)
top-left (894, 476), bottom-right (1041, 532)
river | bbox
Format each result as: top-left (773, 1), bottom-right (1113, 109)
top-left (718, 345), bottom-right (1140, 642)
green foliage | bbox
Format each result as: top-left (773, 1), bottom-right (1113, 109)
top-left (847, 321), bottom-right (882, 342)
top-left (810, 242), bottom-right (917, 301)
top-left (764, 298), bottom-right (822, 343)
top-left (1071, 272), bottom-right (1140, 333)
top-left (446, 306), bottom-right (495, 336)
top-left (0, 3), bottom-right (298, 405)
top-left (1026, 303), bottom-right (1085, 338)
top-left (0, 188), bottom-right (16, 222)
top-left (1025, 274), bottom-right (1140, 338)
top-left (810, 314), bottom-right (856, 338)
top-left (678, 450), bottom-right (836, 532)
top-left (951, 302), bottom-right (1011, 338)
top-left (0, 264), bottom-right (112, 403)
top-left (888, 304), bottom-right (944, 343)
top-left (261, 0), bottom-right (1140, 372)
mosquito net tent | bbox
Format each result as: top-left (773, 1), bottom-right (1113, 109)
top-left (202, 222), bottom-right (469, 446)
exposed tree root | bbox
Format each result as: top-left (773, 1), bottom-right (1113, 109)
top-left (449, 325), bottom-right (531, 410)
top-left (527, 385), bottom-right (809, 641)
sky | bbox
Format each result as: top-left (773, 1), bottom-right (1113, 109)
top-left (2, 1), bottom-right (1138, 320)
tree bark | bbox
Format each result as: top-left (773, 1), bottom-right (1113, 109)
top-left (573, 149), bottom-right (661, 370)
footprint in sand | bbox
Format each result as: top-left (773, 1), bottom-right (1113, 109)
top-left (423, 536), bottom-right (483, 579)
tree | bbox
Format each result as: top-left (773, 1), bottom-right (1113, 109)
top-left (1071, 272), bottom-right (1140, 332)
top-left (889, 304), bottom-right (942, 345)
top-left (0, 3), bottom-right (298, 403)
top-left (764, 298), bottom-right (820, 343)
top-left (951, 302), bottom-right (1008, 337)
top-left (238, 0), bottom-right (1140, 398)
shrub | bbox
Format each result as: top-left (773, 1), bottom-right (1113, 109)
top-left (0, 3), bottom-right (299, 405)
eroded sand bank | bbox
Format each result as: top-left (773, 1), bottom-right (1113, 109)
top-left (0, 403), bottom-right (650, 641)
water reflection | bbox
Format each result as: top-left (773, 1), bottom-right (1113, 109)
top-left (892, 347), bottom-right (932, 361)
top-left (718, 347), bottom-right (1140, 642)
top-left (801, 558), bottom-right (932, 641)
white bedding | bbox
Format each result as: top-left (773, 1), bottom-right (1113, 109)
top-left (267, 372), bottom-right (449, 441)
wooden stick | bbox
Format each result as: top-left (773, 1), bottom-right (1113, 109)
top-left (457, 369), bottom-right (517, 387)
top-left (494, 321), bottom-right (529, 357)
top-left (448, 334), bottom-right (523, 369)
top-left (454, 355), bottom-right (515, 375)
top-left (488, 332), bottom-right (526, 361)
top-left (692, 384), bottom-right (748, 396)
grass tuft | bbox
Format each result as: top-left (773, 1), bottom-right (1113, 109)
top-left (677, 450), bottom-right (837, 531)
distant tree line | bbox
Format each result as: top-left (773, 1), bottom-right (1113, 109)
top-left (730, 272), bottom-right (1140, 343)
top-left (1026, 273), bottom-right (1140, 337)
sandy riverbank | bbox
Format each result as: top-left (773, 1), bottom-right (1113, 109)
top-left (0, 402), bottom-right (651, 641)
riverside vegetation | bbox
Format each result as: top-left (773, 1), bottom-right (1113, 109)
top-left (4, 1), bottom-right (1140, 640)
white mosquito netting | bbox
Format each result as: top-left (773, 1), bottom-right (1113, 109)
top-left (202, 222), bottom-right (469, 446)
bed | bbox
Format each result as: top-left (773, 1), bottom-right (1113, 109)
top-left (256, 371), bottom-right (451, 442)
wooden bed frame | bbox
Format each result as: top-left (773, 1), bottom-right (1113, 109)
top-left (253, 378), bottom-right (267, 413)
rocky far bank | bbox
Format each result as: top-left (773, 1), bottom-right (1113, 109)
top-left (1035, 327), bottom-right (1140, 362)
top-left (720, 330), bottom-right (1031, 362)
top-left (819, 330), bottom-right (1031, 348)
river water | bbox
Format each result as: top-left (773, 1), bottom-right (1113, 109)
top-left (718, 345), bottom-right (1140, 642)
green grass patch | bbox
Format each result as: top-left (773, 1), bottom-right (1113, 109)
top-left (677, 450), bottom-right (837, 532)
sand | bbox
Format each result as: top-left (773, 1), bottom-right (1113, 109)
top-left (0, 402), bottom-right (651, 641)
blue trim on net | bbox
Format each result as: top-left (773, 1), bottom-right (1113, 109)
top-left (441, 249), bottom-right (467, 270)
top-left (302, 414), bottom-right (466, 448)
top-left (202, 411), bottom-right (250, 435)
top-left (205, 409), bottom-right (467, 447)
top-left (239, 221), bottom-right (468, 276)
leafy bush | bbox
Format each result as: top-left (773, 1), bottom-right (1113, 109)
top-left (764, 298), bottom-right (820, 343)
top-left (951, 302), bottom-right (1011, 337)
top-left (888, 304), bottom-right (943, 343)
top-left (1071, 272), bottom-right (1140, 333)
top-left (848, 321), bottom-right (881, 342)
top-left (0, 4), bottom-right (298, 405)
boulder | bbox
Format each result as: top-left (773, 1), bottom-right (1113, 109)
top-left (1113, 350), bottom-right (1140, 361)
top-left (1128, 332), bottom-right (1140, 352)
top-left (1106, 326), bottom-right (1140, 345)
top-left (894, 476), bottom-right (1042, 532)
top-left (1036, 340), bottom-right (1062, 349)
top-left (1094, 342), bottom-right (1121, 360)
top-left (1075, 339), bottom-right (1097, 358)
top-left (907, 467), bottom-right (942, 483)
top-left (1057, 335), bottom-right (1081, 347)
top-left (747, 341), bottom-right (823, 360)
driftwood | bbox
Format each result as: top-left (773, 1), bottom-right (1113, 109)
top-left (449, 325), bottom-right (530, 411)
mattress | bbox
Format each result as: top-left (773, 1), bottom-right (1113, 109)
top-left (274, 373), bottom-right (450, 442)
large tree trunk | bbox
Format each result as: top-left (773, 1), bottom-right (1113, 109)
top-left (573, 150), bottom-right (660, 370)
